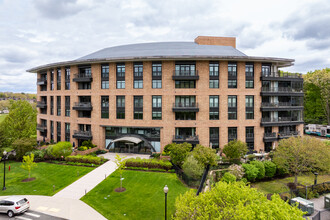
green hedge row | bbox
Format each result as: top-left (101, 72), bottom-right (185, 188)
top-left (65, 155), bottom-right (105, 165)
top-left (124, 158), bottom-right (172, 170)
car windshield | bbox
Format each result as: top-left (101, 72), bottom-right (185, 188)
top-left (17, 198), bottom-right (28, 205)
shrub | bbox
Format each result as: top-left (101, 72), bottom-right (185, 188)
top-left (242, 163), bottom-right (258, 182)
top-left (151, 153), bottom-right (161, 159)
top-left (65, 155), bottom-right (102, 165)
top-left (182, 155), bottom-right (204, 179)
top-left (228, 164), bottom-right (245, 180)
top-left (223, 140), bottom-right (248, 162)
top-left (95, 150), bottom-right (107, 155)
top-left (124, 158), bottom-right (172, 170)
top-left (221, 172), bottom-right (236, 183)
top-left (190, 144), bottom-right (217, 167)
top-left (263, 161), bottom-right (276, 178)
top-left (78, 146), bottom-right (88, 151)
top-left (166, 143), bottom-right (192, 167)
top-left (46, 142), bottom-right (72, 159)
top-left (250, 161), bottom-right (265, 180)
top-left (247, 154), bottom-right (256, 162)
top-left (12, 137), bottom-right (37, 160)
top-left (26, 149), bottom-right (45, 162)
top-left (81, 140), bottom-right (96, 149)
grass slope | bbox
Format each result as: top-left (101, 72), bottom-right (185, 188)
top-left (81, 170), bottom-right (190, 220)
top-left (0, 161), bottom-right (94, 196)
top-left (0, 114), bottom-right (7, 123)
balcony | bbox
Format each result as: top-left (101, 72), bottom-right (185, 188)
top-left (72, 73), bottom-right (93, 82)
top-left (172, 135), bottom-right (199, 144)
top-left (172, 70), bottom-right (199, 80)
top-left (172, 103), bottom-right (199, 112)
top-left (72, 130), bottom-right (92, 140)
top-left (263, 132), bottom-right (277, 142)
top-left (36, 124), bottom-right (47, 132)
top-left (261, 72), bottom-right (303, 81)
top-left (261, 117), bottom-right (304, 126)
top-left (73, 102), bottom-right (93, 111)
top-left (278, 131), bottom-right (300, 139)
top-left (261, 87), bottom-right (304, 96)
top-left (261, 102), bottom-right (304, 111)
top-left (37, 78), bottom-right (47, 86)
top-left (36, 101), bottom-right (47, 108)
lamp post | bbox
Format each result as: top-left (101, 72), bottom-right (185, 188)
top-left (164, 185), bottom-right (168, 220)
top-left (314, 172), bottom-right (318, 185)
top-left (2, 150), bottom-right (7, 191)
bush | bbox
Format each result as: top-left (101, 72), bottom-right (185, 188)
top-left (65, 155), bottom-right (103, 165)
top-left (221, 172), bottom-right (236, 183)
top-left (263, 161), bottom-right (276, 178)
top-left (242, 163), bottom-right (259, 182)
top-left (247, 154), bottom-right (256, 162)
top-left (250, 161), bottom-right (265, 180)
top-left (46, 142), bottom-right (72, 159)
top-left (223, 140), bottom-right (248, 162)
top-left (124, 158), bottom-right (172, 170)
top-left (166, 143), bottom-right (192, 167)
top-left (228, 164), bottom-right (245, 180)
top-left (12, 137), bottom-right (37, 160)
top-left (182, 155), bottom-right (204, 179)
top-left (151, 153), bottom-right (161, 159)
top-left (78, 146), bottom-right (88, 151)
top-left (81, 140), bottom-right (96, 149)
top-left (190, 144), bottom-right (217, 167)
top-left (26, 150), bottom-right (45, 162)
top-left (95, 150), bottom-right (107, 155)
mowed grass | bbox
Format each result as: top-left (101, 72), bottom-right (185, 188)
top-left (0, 161), bottom-right (94, 196)
top-left (0, 114), bottom-right (8, 123)
top-left (252, 173), bottom-right (330, 194)
top-left (81, 170), bottom-right (191, 220)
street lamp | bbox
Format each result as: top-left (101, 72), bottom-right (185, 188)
top-left (314, 172), bottom-right (318, 185)
top-left (164, 185), bottom-right (169, 220)
top-left (2, 150), bottom-right (7, 191)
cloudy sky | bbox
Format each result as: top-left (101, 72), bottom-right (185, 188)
top-left (0, 0), bottom-right (329, 93)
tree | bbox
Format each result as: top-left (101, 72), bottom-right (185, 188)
top-left (304, 68), bottom-right (330, 124)
top-left (222, 140), bottom-right (248, 162)
top-left (250, 161), bottom-right (265, 180)
top-left (114, 154), bottom-right (126, 190)
top-left (190, 144), bottom-right (217, 167)
top-left (273, 136), bottom-right (330, 185)
top-left (174, 181), bottom-right (305, 219)
top-left (242, 163), bottom-right (258, 182)
top-left (0, 100), bottom-right (37, 147)
top-left (167, 143), bottom-right (192, 167)
top-left (21, 153), bottom-right (37, 179)
top-left (221, 172), bottom-right (236, 183)
top-left (12, 137), bottom-right (37, 160)
top-left (182, 155), bottom-right (204, 179)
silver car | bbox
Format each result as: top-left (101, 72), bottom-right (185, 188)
top-left (0, 196), bottom-right (30, 218)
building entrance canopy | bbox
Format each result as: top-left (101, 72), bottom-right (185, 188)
top-left (111, 136), bottom-right (143, 144)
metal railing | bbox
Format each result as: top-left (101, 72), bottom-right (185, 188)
top-left (261, 117), bottom-right (301, 123)
top-left (261, 102), bottom-right (303, 107)
top-left (278, 131), bottom-right (300, 137)
top-left (74, 102), bottom-right (92, 108)
top-left (173, 70), bottom-right (198, 77)
top-left (264, 132), bottom-right (277, 138)
top-left (37, 124), bottom-right (47, 130)
top-left (73, 73), bottom-right (92, 79)
top-left (261, 72), bottom-right (302, 78)
top-left (73, 130), bottom-right (92, 137)
top-left (173, 135), bottom-right (199, 141)
top-left (173, 102), bottom-right (199, 108)
top-left (261, 87), bottom-right (303, 93)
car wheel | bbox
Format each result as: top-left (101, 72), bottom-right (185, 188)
top-left (7, 210), bottom-right (14, 218)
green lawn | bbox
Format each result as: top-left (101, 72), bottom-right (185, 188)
top-left (81, 170), bottom-right (191, 220)
top-left (252, 173), bottom-right (330, 194)
top-left (0, 114), bottom-right (8, 123)
top-left (0, 161), bottom-right (94, 196)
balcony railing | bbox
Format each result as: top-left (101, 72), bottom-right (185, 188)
top-left (73, 130), bottom-right (92, 139)
top-left (172, 70), bottom-right (199, 80)
top-left (172, 102), bottom-right (199, 112)
top-left (37, 78), bottom-right (47, 85)
top-left (172, 135), bottom-right (199, 143)
top-left (72, 73), bottom-right (93, 82)
top-left (264, 132), bottom-right (277, 138)
top-left (73, 102), bottom-right (93, 111)
top-left (36, 101), bottom-right (47, 108)
top-left (36, 124), bottom-right (47, 132)
top-left (261, 72), bottom-right (302, 78)
top-left (261, 117), bottom-right (301, 123)
top-left (261, 102), bottom-right (303, 108)
top-left (278, 131), bottom-right (300, 138)
top-left (261, 87), bottom-right (303, 93)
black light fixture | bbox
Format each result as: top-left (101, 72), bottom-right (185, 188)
top-left (2, 150), bottom-right (7, 191)
top-left (314, 172), bottom-right (318, 185)
top-left (163, 185), bottom-right (168, 220)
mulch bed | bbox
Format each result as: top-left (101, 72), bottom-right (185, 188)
top-left (114, 187), bottom-right (126, 192)
top-left (21, 177), bottom-right (36, 182)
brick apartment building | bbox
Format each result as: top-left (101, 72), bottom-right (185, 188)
top-left (28, 36), bottom-right (304, 153)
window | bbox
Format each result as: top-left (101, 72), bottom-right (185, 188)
top-left (152, 80), bottom-right (162, 88)
top-left (209, 80), bottom-right (219, 88)
top-left (209, 96), bottom-right (219, 120)
top-left (245, 63), bottom-right (254, 88)
top-left (261, 64), bottom-right (271, 76)
top-left (50, 121), bottom-right (54, 141)
top-left (117, 64), bottom-right (125, 77)
top-left (65, 68), bottom-right (70, 90)
top-left (56, 122), bottom-right (61, 142)
top-left (246, 127), bottom-right (254, 151)
top-left (152, 96), bottom-right (162, 120)
top-left (65, 96), bottom-right (70, 117)
top-left (228, 79), bottom-right (237, 88)
top-left (175, 80), bottom-right (196, 88)
top-left (134, 63), bottom-right (143, 77)
top-left (101, 96), bottom-right (109, 119)
top-left (117, 81), bottom-right (125, 89)
top-left (50, 96), bottom-right (54, 115)
top-left (246, 80), bottom-right (254, 88)
top-left (228, 95), bottom-right (237, 120)
top-left (57, 96), bottom-right (61, 116)
top-left (77, 66), bottom-right (91, 90)
top-left (209, 127), bottom-right (219, 149)
top-left (65, 123), bottom-right (70, 142)
top-left (78, 82), bottom-right (91, 90)
top-left (101, 65), bottom-right (109, 89)
top-left (228, 62), bottom-right (237, 88)
top-left (245, 96), bottom-right (254, 119)
top-left (116, 63), bottom-right (125, 89)
top-left (209, 62), bottom-right (219, 76)
top-left (57, 69), bottom-right (61, 90)
top-left (175, 112), bottom-right (196, 120)
top-left (134, 63), bottom-right (143, 89)
top-left (50, 70), bottom-right (54, 90)
top-left (116, 96), bottom-right (125, 119)
top-left (175, 63), bottom-right (196, 76)
top-left (228, 127), bottom-right (237, 142)
top-left (134, 80), bottom-right (143, 89)
top-left (134, 96), bottom-right (143, 120)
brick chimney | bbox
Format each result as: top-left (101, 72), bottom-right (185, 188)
top-left (194, 36), bottom-right (236, 48)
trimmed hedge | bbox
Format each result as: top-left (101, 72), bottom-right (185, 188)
top-left (65, 155), bottom-right (105, 165)
top-left (124, 158), bottom-right (172, 171)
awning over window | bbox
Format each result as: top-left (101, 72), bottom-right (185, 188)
top-left (111, 136), bottom-right (143, 144)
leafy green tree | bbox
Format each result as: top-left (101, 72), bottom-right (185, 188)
top-left (167, 143), bottom-right (192, 167)
top-left (304, 68), bottom-right (330, 124)
top-left (182, 155), bottom-right (204, 179)
top-left (263, 161), bottom-right (276, 178)
top-left (12, 137), bottom-right (37, 160)
top-left (273, 136), bottom-right (330, 185)
top-left (174, 181), bottom-right (305, 219)
top-left (250, 161), bottom-right (265, 180)
top-left (242, 163), bottom-right (258, 182)
top-left (221, 172), bottom-right (236, 183)
top-left (0, 100), bottom-right (37, 147)
top-left (223, 140), bottom-right (248, 162)
top-left (21, 153), bottom-right (37, 179)
top-left (190, 144), bottom-right (217, 167)
top-left (114, 154), bottom-right (126, 190)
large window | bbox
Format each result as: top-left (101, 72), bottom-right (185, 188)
top-left (101, 96), bottom-right (109, 119)
top-left (65, 96), bottom-right (70, 117)
top-left (101, 65), bottom-right (109, 89)
top-left (116, 96), bottom-right (125, 119)
top-left (209, 62), bottom-right (219, 88)
top-left (65, 68), bottom-right (70, 90)
top-left (134, 63), bottom-right (143, 89)
top-left (209, 96), bottom-right (219, 120)
top-left (50, 96), bottom-right (54, 115)
top-left (50, 121), bottom-right (54, 141)
top-left (152, 80), bottom-right (162, 89)
top-left (228, 62), bottom-right (237, 88)
top-left (228, 127), bottom-right (237, 142)
top-left (50, 70), bottom-right (54, 90)
top-left (209, 127), bottom-right (219, 149)
top-left (56, 122), bottom-right (61, 142)
top-left (246, 127), bottom-right (254, 151)
top-left (175, 81), bottom-right (196, 88)
top-left (134, 96), bottom-right (143, 119)
top-left (245, 63), bottom-right (254, 89)
top-left (134, 80), bottom-right (143, 89)
top-left (56, 96), bottom-right (61, 116)
top-left (57, 69), bottom-right (61, 90)
top-left (116, 63), bottom-right (125, 89)
top-left (209, 80), bottom-right (219, 88)
top-left (65, 123), bottom-right (70, 142)
top-left (77, 66), bottom-right (91, 90)
top-left (245, 95), bottom-right (254, 119)
top-left (152, 62), bottom-right (162, 88)
top-left (228, 95), bottom-right (237, 120)
top-left (152, 96), bottom-right (162, 120)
